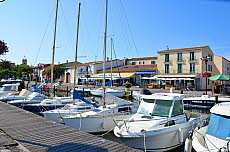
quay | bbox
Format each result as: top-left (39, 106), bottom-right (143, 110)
top-left (0, 101), bottom-right (139, 152)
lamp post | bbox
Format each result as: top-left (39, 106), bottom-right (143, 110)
top-left (203, 56), bottom-right (210, 95)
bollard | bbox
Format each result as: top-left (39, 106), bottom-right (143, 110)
top-left (180, 89), bottom-right (183, 94)
top-left (215, 96), bottom-right (219, 104)
top-left (66, 86), bottom-right (69, 97)
top-left (53, 85), bottom-right (56, 97)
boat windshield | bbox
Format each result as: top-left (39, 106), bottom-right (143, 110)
top-left (137, 99), bottom-right (155, 115)
top-left (0, 86), bottom-right (15, 91)
top-left (151, 100), bottom-right (173, 117)
top-left (207, 113), bottom-right (230, 141)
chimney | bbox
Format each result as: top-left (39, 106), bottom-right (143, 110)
top-left (66, 60), bottom-right (68, 63)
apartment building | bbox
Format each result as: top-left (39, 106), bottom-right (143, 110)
top-left (156, 46), bottom-right (219, 90)
top-left (214, 56), bottom-right (230, 75)
top-left (126, 56), bottom-right (157, 65)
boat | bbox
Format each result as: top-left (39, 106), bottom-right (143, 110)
top-left (41, 102), bottom-right (95, 123)
top-left (132, 88), bottom-right (153, 100)
top-left (0, 83), bottom-right (21, 97)
top-left (62, 93), bottom-right (138, 133)
top-left (0, 89), bottom-right (32, 102)
top-left (191, 102), bottom-right (230, 152)
top-left (183, 95), bottom-right (230, 108)
top-left (90, 88), bottom-right (125, 97)
top-left (114, 93), bottom-right (207, 151)
top-left (8, 92), bottom-right (48, 107)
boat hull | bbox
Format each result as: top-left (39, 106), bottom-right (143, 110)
top-left (63, 114), bottom-right (132, 133)
top-left (22, 105), bottom-right (65, 114)
top-left (183, 99), bottom-right (215, 108)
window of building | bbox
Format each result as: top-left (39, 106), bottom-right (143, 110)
top-left (190, 63), bottom-right (195, 73)
top-left (211, 55), bottom-right (213, 61)
top-left (208, 65), bottom-right (211, 71)
top-left (165, 64), bottom-right (169, 73)
top-left (143, 61), bottom-right (145, 64)
top-left (151, 61), bottom-right (156, 64)
top-left (165, 54), bottom-right (169, 62)
top-left (139, 62), bottom-right (141, 65)
top-left (177, 53), bottom-right (182, 62)
top-left (178, 64), bottom-right (182, 73)
top-left (208, 79), bottom-right (210, 85)
top-left (211, 65), bottom-right (213, 72)
top-left (131, 62), bottom-right (136, 65)
top-left (190, 52), bottom-right (195, 61)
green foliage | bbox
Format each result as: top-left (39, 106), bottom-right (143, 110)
top-left (44, 65), bottom-right (68, 80)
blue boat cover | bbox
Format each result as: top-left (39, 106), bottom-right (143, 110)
top-left (206, 113), bottom-right (230, 141)
top-left (135, 72), bottom-right (156, 75)
top-left (73, 90), bottom-right (99, 108)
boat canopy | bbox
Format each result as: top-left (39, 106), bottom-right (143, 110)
top-left (206, 113), bottom-right (230, 141)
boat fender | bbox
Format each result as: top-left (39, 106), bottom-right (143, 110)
top-left (178, 128), bottom-right (183, 144)
top-left (184, 131), bottom-right (193, 152)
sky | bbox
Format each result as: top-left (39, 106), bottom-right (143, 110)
top-left (0, 0), bottom-right (230, 65)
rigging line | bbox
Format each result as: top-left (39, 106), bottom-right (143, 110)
top-left (119, 0), bottom-right (139, 57)
top-left (116, 0), bottom-right (131, 53)
top-left (59, 0), bottom-right (76, 55)
top-left (33, 6), bottom-right (55, 66)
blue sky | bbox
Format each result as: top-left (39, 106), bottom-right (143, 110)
top-left (1, 0), bottom-right (230, 65)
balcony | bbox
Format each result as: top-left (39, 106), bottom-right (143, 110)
top-left (176, 59), bottom-right (185, 63)
top-left (188, 57), bottom-right (197, 63)
top-left (161, 69), bottom-right (200, 74)
top-left (164, 59), bottom-right (172, 64)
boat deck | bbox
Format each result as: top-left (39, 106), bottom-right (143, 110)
top-left (0, 101), bottom-right (139, 152)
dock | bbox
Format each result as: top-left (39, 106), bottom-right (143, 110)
top-left (0, 101), bottom-right (139, 152)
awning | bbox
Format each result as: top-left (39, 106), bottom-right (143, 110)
top-left (155, 74), bottom-right (198, 78)
top-left (135, 72), bottom-right (156, 75)
top-left (90, 73), bottom-right (134, 79)
top-left (141, 76), bottom-right (158, 80)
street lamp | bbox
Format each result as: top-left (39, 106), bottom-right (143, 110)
top-left (203, 56), bottom-right (210, 95)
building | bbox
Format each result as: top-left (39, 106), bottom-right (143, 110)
top-left (214, 56), bottom-right (230, 75)
top-left (126, 56), bottom-right (157, 65)
top-left (22, 56), bottom-right (27, 65)
top-left (156, 46), bottom-right (219, 90)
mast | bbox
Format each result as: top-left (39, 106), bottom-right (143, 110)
top-left (102, 0), bottom-right (108, 107)
top-left (73, 3), bottom-right (81, 89)
top-left (50, 0), bottom-right (59, 97)
top-left (110, 37), bottom-right (113, 87)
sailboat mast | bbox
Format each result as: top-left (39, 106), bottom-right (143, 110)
top-left (51, 0), bottom-right (59, 97)
top-left (73, 3), bottom-right (81, 89)
top-left (102, 0), bottom-right (108, 105)
top-left (110, 37), bottom-right (113, 87)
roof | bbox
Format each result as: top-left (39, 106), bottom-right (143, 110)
top-left (141, 93), bottom-right (185, 100)
top-left (127, 56), bottom-right (157, 61)
top-left (211, 102), bottom-right (230, 116)
top-left (157, 46), bottom-right (209, 53)
top-left (97, 65), bottom-right (157, 73)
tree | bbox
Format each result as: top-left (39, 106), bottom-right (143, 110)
top-left (0, 59), bottom-right (11, 70)
top-left (0, 40), bottom-right (9, 56)
top-left (14, 64), bottom-right (33, 79)
top-left (44, 65), bottom-right (68, 81)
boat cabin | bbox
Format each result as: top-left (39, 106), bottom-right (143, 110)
top-left (138, 93), bottom-right (185, 118)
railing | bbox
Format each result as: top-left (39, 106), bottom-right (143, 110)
top-left (188, 57), bottom-right (198, 62)
top-left (161, 69), bottom-right (200, 74)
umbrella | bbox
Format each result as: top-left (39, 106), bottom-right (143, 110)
top-left (209, 74), bottom-right (230, 81)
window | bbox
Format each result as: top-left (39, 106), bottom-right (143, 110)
top-left (190, 63), bottom-right (195, 73)
top-left (165, 54), bottom-right (169, 62)
top-left (177, 53), bottom-right (182, 61)
top-left (139, 61), bottom-right (141, 64)
top-left (131, 62), bottom-right (136, 65)
top-left (165, 64), bottom-right (169, 73)
top-left (171, 100), bottom-right (183, 117)
top-left (211, 55), bottom-right (213, 61)
top-left (178, 64), bottom-right (182, 73)
top-left (151, 61), bottom-right (156, 64)
top-left (190, 52), bottom-right (195, 61)
top-left (143, 61), bottom-right (145, 64)
top-left (208, 65), bottom-right (211, 71)
top-left (151, 100), bottom-right (173, 117)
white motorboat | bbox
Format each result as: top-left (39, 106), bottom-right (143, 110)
top-left (8, 92), bottom-right (48, 107)
top-left (90, 88), bottom-right (125, 97)
top-left (41, 102), bottom-right (95, 123)
top-left (183, 95), bottom-right (230, 108)
top-left (114, 93), bottom-right (207, 152)
top-left (191, 102), bottom-right (230, 152)
top-left (0, 89), bottom-right (32, 102)
top-left (0, 83), bottom-right (21, 97)
top-left (63, 94), bottom-right (138, 133)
